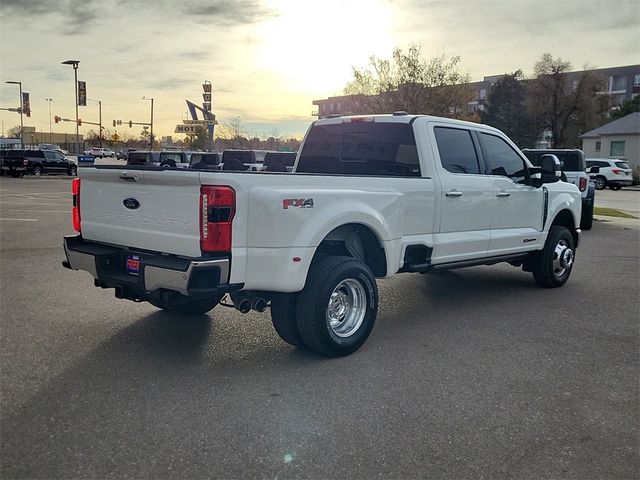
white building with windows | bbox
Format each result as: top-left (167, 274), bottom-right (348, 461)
top-left (580, 112), bottom-right (640, 182)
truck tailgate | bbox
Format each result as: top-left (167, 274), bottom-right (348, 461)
top-left (79, 168), bottom-right (202, 257)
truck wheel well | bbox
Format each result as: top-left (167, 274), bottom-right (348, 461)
top-left (551, 209), bottom-right (578, 244)
top-left (314, 224), bottom-right (387, 277)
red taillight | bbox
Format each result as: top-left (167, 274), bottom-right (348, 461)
top-left (611, 169), bottom-right (622, 175)
top-left (579, 177), bottom-right (587, 192)
top-left (72, 178), bottom-right (81, 232)
top-left (200, 186), bottom-right (235, 253)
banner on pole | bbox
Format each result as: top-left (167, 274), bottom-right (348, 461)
top-left (78, 81), bottom-right (87, 106)
top-left (22, 92), bottom-right (31, 117)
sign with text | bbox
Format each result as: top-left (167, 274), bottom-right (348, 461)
top-left (174, 124), bottom-right (200, 134)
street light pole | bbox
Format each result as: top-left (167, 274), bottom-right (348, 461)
top-left (46, 98), bottom-right (53, 143)
top-left (62, 60), bottom-right (80, 156)
top-left (142, 96), bottom-right (154, 149)
top-left (5, 81), bottom-right (23, 147)
top-left (88, 98), bottom-right (103, 147)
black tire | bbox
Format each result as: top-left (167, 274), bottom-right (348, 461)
top-left (296, 256), bottom-right (378, 357)
top-left (532, 225), bottom-right (575, 288)
top-left (610, 185), bottom-right (621, 191)
top-left (580, 201), bottom-right (594, 230)
top-left (270, 293), bottom-right (306, 348)
top-left (33, 166), bottom-right (43, 176)
top-left (594, 176), bottom-right (606, 190)
top-left (150, 296), bottom-right (220, 316)
top-left (160, 160), bottom-right (177, 168)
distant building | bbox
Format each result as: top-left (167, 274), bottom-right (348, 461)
top-left (580, 112), bottom-right (640, 179)
top-left (312, 64), bottom-right (640, 118)
top-left (0, 131), bottom-right (85, 153)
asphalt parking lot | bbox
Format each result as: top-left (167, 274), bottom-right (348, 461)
top-left (1, 175), bottom-right (638, 479)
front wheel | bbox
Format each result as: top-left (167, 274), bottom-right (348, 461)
top-left (33, 166), bottom-right (43, 176)
top-left (532, 226), bottom-right (576, 288)
top-left (69, 165), bottom-right (77, 176)
top-left (609, 185), bottom-right (621, 191)
top-left (594, 176), bottom-right (606, 190)
top-left (296, 256), bottom-right (378, 357)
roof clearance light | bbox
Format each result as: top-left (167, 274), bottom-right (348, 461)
top-left (345, 117), bottom-right (375, 123)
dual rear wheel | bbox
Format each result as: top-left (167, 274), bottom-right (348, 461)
top-left (271, 256), bottom-right (378, 357)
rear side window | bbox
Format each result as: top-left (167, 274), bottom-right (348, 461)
top-left (223, 151), bottom-right (254, 165)
top-left (434, 127), bottom-right (480, 174)
top-left (615, 161), bottom-right (630, 169)
top-left (264, 152), bottom-right (296, 167)
top-left (297, 122), bottom-right (420, 177)
top-left (553, 152), bottom-right (585, 172)
top-left (480, 133), bottom-right (527, 182)
top-left (160, 152), bottom-right (183, 162)
top-left (127, 153), bottom-right (148, 165)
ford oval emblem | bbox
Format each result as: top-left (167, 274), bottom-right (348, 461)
top-left (123, 198), bottom-right (141, 210)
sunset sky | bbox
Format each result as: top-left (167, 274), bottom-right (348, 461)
top-left (1, 0), bottom-right (639, 140)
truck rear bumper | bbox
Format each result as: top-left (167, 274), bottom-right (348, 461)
top-left (62, 235), bottom-right (230, 299)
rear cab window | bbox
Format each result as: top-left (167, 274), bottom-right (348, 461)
top-left (297, 122), bottom-right (421, 176)
top-left (434, 127), bottom-right (481, 174)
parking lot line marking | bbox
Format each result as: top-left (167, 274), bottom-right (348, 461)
top-left (0, 218), bottom-right (38, 222)
top-left (0, 201), bottom-right (70, 206)
top-left (6, 210), bottom-right (68, 213)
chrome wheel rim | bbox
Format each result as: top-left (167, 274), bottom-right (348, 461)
top-left (595, 178), bottom-right (605, 189)
top-left (326, 278), bottom-right (367, 338)
top-left (34, 168), bottom-right (41, 176)
top-left (552, 239), bottom-right (574, 277)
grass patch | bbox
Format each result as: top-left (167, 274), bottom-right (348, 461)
top-left (594, 207), bottom-right (638, 219)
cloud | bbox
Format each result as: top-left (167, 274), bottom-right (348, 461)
top-left (179, 0), bottom-right (274, 24)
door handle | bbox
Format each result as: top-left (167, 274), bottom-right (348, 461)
top-left (445, 191), bottom-right (463, 197)
top-left (496, 192), bottom-right (511, 197)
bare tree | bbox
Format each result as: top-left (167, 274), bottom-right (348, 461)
top-left (344, 45), bottom-right (473, 117)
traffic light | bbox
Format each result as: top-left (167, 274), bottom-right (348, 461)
top-left (113, 120), bottom-right (116, 127)
top-left (78, 119), bottom-right (82, 126)
top-left (128, 121), bottom-right (132, 128)
top-left (54, 115), bottom-right (60, 123)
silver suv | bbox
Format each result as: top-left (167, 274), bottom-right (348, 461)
top-left (523, 149), bottom-right (595, 230)
top-left (586, 159), bottom-right (633, 190)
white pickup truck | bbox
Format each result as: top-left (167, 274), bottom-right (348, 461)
top-left (63, 113), bottom-right (581, 356)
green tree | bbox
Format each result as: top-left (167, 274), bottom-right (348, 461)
top-left (344, 45), bottom-right (472, 117)
top-left (481, 70), bottom-right (539, 148)
top-left (529, 53), bottom-right (607, 147)
top-left (612, 95), bottom-right (640, 119)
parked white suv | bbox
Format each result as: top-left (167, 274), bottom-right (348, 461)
top-left (86, 147), bottom-right (115, 158)
top-left (586, 159), bottom-right (633, 190)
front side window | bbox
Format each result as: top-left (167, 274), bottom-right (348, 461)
top-left (297, 122), bottom-right (420, 177)
top-left (434, 127), bottom-right (480, 174)
top-left (610, 141), bottom-right (626, 157)
top-left (480, 133), bottom-right (527, 182)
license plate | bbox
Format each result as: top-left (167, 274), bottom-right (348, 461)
top-left (126, 255), bottom-right (141, 275)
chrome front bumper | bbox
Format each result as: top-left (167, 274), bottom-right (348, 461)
top-left (63, 235), bottom-right (230, 298)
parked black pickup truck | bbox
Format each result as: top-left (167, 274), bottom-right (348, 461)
top-left (0, 149), bottom-right (77, 177)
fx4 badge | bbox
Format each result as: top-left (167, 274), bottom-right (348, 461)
top-left (283, 198), bottom-right (314, 209)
